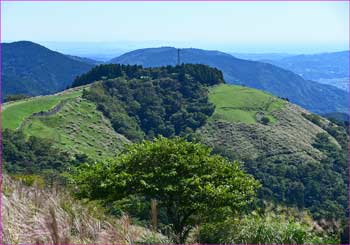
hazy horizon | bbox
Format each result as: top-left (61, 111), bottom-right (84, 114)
top-left (3, 1), bottom-right (349, 56)
top-left (3, 39), bottom-right (349, 62)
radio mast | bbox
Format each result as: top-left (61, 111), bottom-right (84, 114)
top-left (177, 49), bottom-right (181, 65)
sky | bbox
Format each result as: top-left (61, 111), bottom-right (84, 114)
top-left (2, 1), bottom-right (349, 54)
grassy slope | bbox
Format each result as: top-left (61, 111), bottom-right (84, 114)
top-left (22, 97), bottom-right (128, 159)
top-left (2, 87), bottom-right (84, 130)
top-left (3, 86), bottom-right (129, 159)
top-left (209, 84), bottom-right (285, 124)
top-left (198, 84), bottom-right (336, 162)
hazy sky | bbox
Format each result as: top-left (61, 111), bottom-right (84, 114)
top-left (2, 1), bottom-right (349, 53)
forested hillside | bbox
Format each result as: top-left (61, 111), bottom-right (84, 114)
top-left (2, 41), bottom-right (93, 97)
top-left (73, 64), bottom-right (224, 141)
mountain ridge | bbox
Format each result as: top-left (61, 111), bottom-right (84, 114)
top-left (2, 41), bottom-right (94, 97)
top-left (263, 50), bottom-right (349, 91)
top-left (110, 47), bottom-right (348, 114)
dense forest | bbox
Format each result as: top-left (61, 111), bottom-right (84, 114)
top-left (79, 64), bottom-right (224, 141)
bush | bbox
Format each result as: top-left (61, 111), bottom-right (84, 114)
top-left (13, 174), bottom-right (45, 189)
top-left (261, 116), bottom-right (270, 125)
top-left (198, 212), bottom-right (339, 244)
top-left (135, 232), bottom-right (173, 244)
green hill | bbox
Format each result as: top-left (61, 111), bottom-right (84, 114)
top-left (200, 84), bottom-right (334, 162)
top-left (208, 84), bottom-right (285, 124)
top-left (2, 86), bottom-right (84, 130)
top-left (3, 64), bottom-right (347, 223)
top-left (198, 83), bottom-right (347, 220)
top-left (2, 86), bottom-right (129, 159)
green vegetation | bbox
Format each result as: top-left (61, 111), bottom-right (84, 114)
top-left (3, 60), bottom-right (348, 243)
top-left (2, 129), bottom-right (83, 181)
top-left (4, 94), bottom-right (32, 102)
top-left (21, 97), bottom-right (129, 159)
top-left (72, 63), bottom-right (224, 88)
top-left (2, 88), bottom-right (83, 130)
top-left (209, 84), bottom-right (285, 124)
top-left (199, 210), bottom-right (339, 244)
top-left (2, 84), bottom-right (127, 159)
top-left (70, 137), bottom-right (260, 243)
top-left (83, 64), bottom-right (223, 141)
top-left (199, 95), bottom-right (347, 221)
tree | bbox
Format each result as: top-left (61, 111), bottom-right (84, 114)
top-left (261, 116), bottom-right (270, 125)
top-left (71, 137), bottom-right (260, 243)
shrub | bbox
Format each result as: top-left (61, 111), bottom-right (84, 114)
top-left (198, 212), bottom-right (339, 244)
top-left (13, 174), bottom-right (45, 189)
top-left (261, 116), bottom-right (270, 125)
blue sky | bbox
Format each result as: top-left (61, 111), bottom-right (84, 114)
top-left (2, 1), bottom-right (349, 53)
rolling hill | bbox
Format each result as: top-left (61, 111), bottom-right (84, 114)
top-left (200, 83), bottom-right (339, 170)
top-left (2, 41), bottom-right (94, 97)
top-left (200, 84), bottom-right (347, 220)
top-left (2, 85), bottom-right (129, 159)
top-left (264, 51), bottom-right (349, 91)
top-left (110, 47), bottom-right (348, 114)
top-left (3, 64), bottom-right (347, 221)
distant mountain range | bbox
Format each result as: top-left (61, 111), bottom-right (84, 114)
top-left (263, 51), bottom-right (349, 91)
top-left (230, 53), bottom-right (292, 61)
top-left (110, 47), bottom-right (348, 114)
top-left (2, 41), bottom-right (94, 97)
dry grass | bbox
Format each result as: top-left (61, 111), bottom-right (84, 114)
top-left (2, 175), bottom-right (164, 244)
top-left (197, 103), bottom-right (330, 163)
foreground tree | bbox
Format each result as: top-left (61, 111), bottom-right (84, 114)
top-left (71, 137), bottom-right (260, 243)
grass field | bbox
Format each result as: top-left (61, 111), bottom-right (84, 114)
top-left (2, 88), bottom-right (84, 130)
top-left (21, 97), bottom-right (128, 159)
top-left (3, 85), bottom-right (128, 159)
top-left (209, 84), bottom-right (285, 124)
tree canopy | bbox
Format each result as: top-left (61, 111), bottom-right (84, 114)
top-left (81, 64), bottom-right (224, 141)
top-left (70, 137), bottom-right (260, 243)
